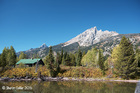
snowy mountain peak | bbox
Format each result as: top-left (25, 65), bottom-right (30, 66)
top-left (84, 26), bottom-right (97, 33)
top-left (39, 43), bottom-right (47, 49)
top-left (64, 27), bottom-right (119, 46)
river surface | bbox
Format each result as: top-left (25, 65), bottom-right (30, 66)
top-left (0, 81), bottom-right (137, 93)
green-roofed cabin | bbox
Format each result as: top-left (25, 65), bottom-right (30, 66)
top-left (16, 58), bottom-right (44, 67)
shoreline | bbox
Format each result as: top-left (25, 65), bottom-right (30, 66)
top-left (0, 77), bottom-right (139, 83)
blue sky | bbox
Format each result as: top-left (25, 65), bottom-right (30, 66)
top-left (0, 0), bottom-right (140, 53)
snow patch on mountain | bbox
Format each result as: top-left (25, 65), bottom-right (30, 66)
top-left (64, 26), bottom-right (119, 46)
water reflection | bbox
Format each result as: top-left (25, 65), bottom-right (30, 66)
top-left (0, 81), bottom-right (136, 93)
top-left (135, 80), bottom-right (140, 93)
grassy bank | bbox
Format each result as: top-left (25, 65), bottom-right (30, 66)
top-left (0, 66), bottom-right (105, 78)
top-left (0, 66), bottom-right (139, 81)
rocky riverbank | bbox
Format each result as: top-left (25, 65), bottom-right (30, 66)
top-left (0, 77), bottom-right (139, 83)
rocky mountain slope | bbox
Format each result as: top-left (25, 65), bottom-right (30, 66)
top-left (17, 27), bottom-right (140, 58)
top-left (64, 26), bottom-right (119, 46)
top-left (81, 33), bottom-right (140, 56)
top-left (17, 43), bottom-right (48, 58)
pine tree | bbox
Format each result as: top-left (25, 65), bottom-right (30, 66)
top-left (7, 50), bottom-right (11, 66)
top-left (6, 47), bottom-right (10, 66)
top-left (113, 36), bottom-right (136, 79)
top-left (60, 48), bottom-right (63, 64)
top-left (135, 47), bottom-right (140, 77)
top-left (76, 48), bottom-right (82, 66)
top-left (9, 46), bottom-right (17, 67)
top-left (62, 52), bottom-right (67, 65)
top-left (0, 47), bottom-right (8, 69)
top-left (62, 56), bottom-right (65, 66)
top-left (46, 46), bottom-right (55, 77)
top-left (65, 54), bottom-right (71, 66)
top-left (44, 55), bottom-right (49, 65)
top-left (56, 52), bottom-right (61, 73)
top-left (69, 53), bottom-right (76, 66)
top-left (47, 46), bottom-right (54, 69)
top-left (56, 52), bottom-right (61, 65)
top-left (19, 52), bottom-right (26, 60)
top-left (0, 46), bottom-right (17, 68)
top-left (98, 49), bottom-right (105, 71)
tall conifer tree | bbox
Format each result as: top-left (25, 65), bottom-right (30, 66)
top-left (47, 46), bottom-right (54, 69)
top-left (135, 47), bottom-right (140, 77)
top-left (6, 47), bottom-right (10, 66)
top-left (60, 48), bottom-right (63, 64)
top-left (65, 54), bottom-right (71, 66)
top-left (47, 46), bottom-right (55, 77)
top-left (56, 52), bottom-right (61, 65)
top-left (56, 52), bottom-right (61, 74)
top-left (1, 47), bottom-right (8, 69)
top-left (69, 53), bottom-right (76, 66)
top-left (62, 52), bottom-right (67, 65)
top-left (114, 36), bottom-right (136, 79)
top-left (9, 46), bottom-right (17, 67)
top-left (98, 49), bottom-right (105, 71)
top-left (76, 48), bottom-right (82, 66)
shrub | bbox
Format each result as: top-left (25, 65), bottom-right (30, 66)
top-left (60, 67), bottom-right (103, 78)
top-left (1, 66), bottom-right (50, 78)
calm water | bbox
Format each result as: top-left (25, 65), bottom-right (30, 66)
top-left (0, 81), bottom-right (137, 93)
